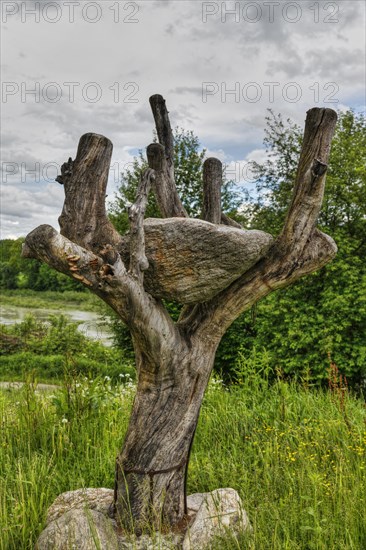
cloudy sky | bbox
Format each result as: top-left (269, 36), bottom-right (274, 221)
top-left (1, 0), bottom-right (365, 239)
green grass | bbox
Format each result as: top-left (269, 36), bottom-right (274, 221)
top-left (1, 374), bottom-right (365, 549)
top-left (0, 289), bottom-right (102, 312)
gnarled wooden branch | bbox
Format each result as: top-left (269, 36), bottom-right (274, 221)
top-left (22, 223), bottom-right (178, 366)
top-left (149, 94), bottom-right (175, 175)
top-left (279, 108), bottom-right (337, 249)
top-left (22, 225), bottom-right (105, 291)
top-left (203, 158), bottom-right (222, 224)
top-left (179, 107), bottom-right (338, 338)
top-left (58, 132), bottom-right (122, 253)
top-left (147, 95), bottom-right (187, 218)
top-left (128, 168), bottom-right (155, 283)
top-left (146, 143), bottom-right (187, 218)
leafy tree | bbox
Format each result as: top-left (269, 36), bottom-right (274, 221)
top-left (0, 238), bottom-right (82, 292)
top-left (0, 239), bottom-right (25, 289)
top-left (249, 110), bottom-right (302, 233)
top-left (220, 110), bottom-right (366, 387)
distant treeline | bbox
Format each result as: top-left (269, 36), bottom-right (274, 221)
top-left (0, 239), bottom-right (82, 292)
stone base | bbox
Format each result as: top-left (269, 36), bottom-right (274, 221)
top-left (36, 487), bottom-right (251, 549)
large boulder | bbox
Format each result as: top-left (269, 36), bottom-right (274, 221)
top-left (36, 487), bottom-right (251, 549)
top-left (120, 218), bottom-right (274, 303)
top-left (183, 488), bottom-right (251, 549)
top-left (36, 508), bottom-right (119, 550)
top-left (45, 488), bottom-right (114, 525)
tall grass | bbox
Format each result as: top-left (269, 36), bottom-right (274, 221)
top-left (1, 370), bottom-right (365, 549)
top-left (193, 377), bottom-right (366, 549)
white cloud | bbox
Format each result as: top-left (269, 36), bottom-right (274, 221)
top-left (1, 0), bottom-right (365, 238)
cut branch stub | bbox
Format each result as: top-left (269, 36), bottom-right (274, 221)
top-left (147, 143), bottom-right (187, 218)
top-left (58, 132), bottom-right (122, 253)
top-left (203, 158), bottom-right (222, 224)
top-left (149, 94), bottom-right (175, 171)
top-left (280, 107), bottom-right (338, 249)
top-left (148, 94), bottom-right (188, 219)
top-left (202, 156), bottom-right (242, 228)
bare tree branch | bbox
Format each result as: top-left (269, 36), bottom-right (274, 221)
top-left (58, 132), bottom-right (122, 253)
top-left (147, 95), bottom-right (188, 218)
top-left (279, 108), bottom-right (337, 249)
top-left (202, 158), bottom-right (222, 224)
top-left (128, 168), bottom-right (155, 283)
top-left (147, 143), bottom-right (187, 218)
top-left (22, 225), bottom-right (105, 291)
top-left (22, 223), bottom-right (178, 366)
top-left (179, 108), bottom-right (338, 338)
top-left (149, 94), bottom-right (175, 174)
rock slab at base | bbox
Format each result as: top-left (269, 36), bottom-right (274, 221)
top-left (36, 487), bottom-right (251, 549)
top-left (183, 489), bottom-right (251, 550)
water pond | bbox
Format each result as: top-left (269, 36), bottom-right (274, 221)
top-left (0, 305), bottom-right (113, 346)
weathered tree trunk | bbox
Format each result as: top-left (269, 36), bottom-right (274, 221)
top-left (22, 95), bottom-right (338, 536)
top-left (115, 338), bottom-right (217, 533)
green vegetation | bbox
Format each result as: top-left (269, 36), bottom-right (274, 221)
top-left (215, 109), bottom-right (366, 388)
top-left (1, 289), bottom-right (101, 312)
top-left (0, 315), bottom-right (134, 383)
top-left (1, 366), bottom-right (365, 549)
top-left (0, 239), bottom-right (83, 292)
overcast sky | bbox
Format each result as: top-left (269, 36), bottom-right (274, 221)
top-left (1, 0), bottom-right (365, 239)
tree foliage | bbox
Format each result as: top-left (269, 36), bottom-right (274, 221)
top-left (218, 110), bottom-right (366, 387)
top-left (0, 239), bottom-right (81, 291)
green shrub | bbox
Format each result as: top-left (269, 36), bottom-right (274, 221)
top-left (0, 314), bottom-right (135, 383)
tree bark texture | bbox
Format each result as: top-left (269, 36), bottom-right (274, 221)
top-left (22, 98), bottom-right (338, 534)
top-left (114, 339), bottom-right (217, 534)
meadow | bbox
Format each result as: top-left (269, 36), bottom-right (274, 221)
top-left (1, 363), bottom-right (365, 549)
top-left (1, 289), bottom-right (102, 312)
